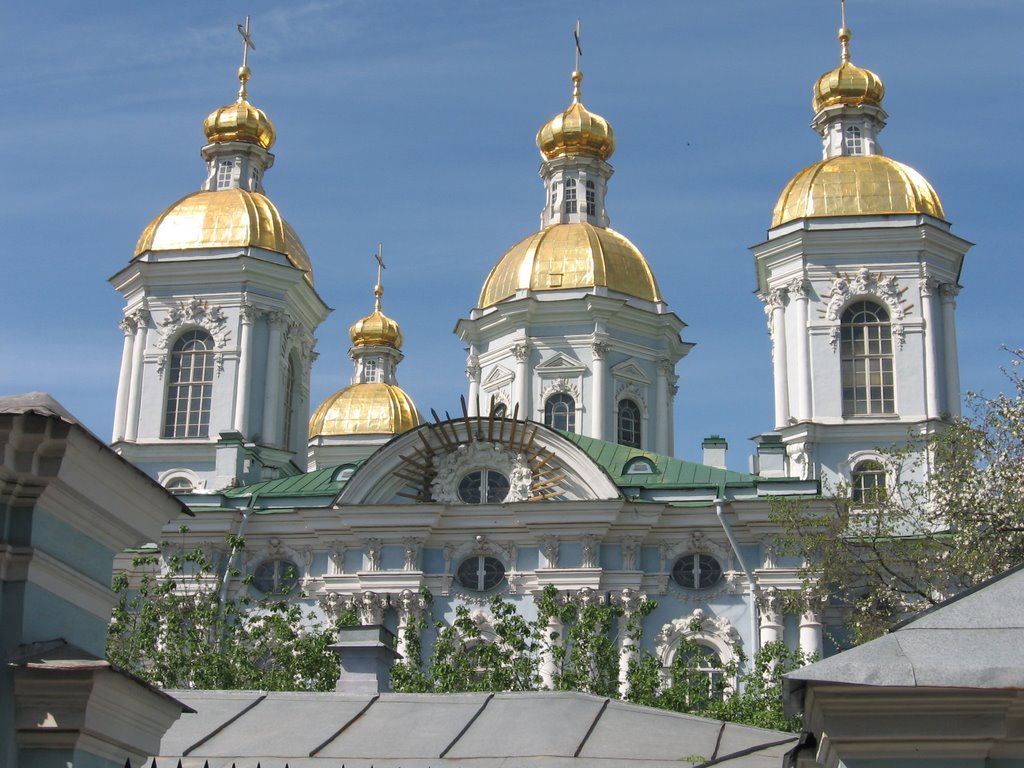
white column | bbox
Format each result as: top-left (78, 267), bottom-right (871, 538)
top-left (766, 288), bottom-right (791, 429)
top-left (919, 278), bottom-right (941, 419)
top-left (262, 312), bottom-right (286, 445)
top-left (757, 587), bottom-right (783, 647)
top-left (123, 310), bottom-right (150, 442)
top-left (394, 589), bottom-right (426, 665)
top-left (798, 592), bottom-right (824, 659)
top-left (467, 357), bottom-right (481, 417)
top-left (513, 342), bottom-right (530, 418)
top-left (667, 376), bottom-right (678, 455)
top-left (233, 303), bottom-right (256, 434)
top-left (789, 278), bottom-right (812, 421)
top-left (538, 614), bottom-right (563, 689)
top-left (613, 589), bottom-right (644, 697)
top-left (655, 359), bottom-right (671, 455)
top-left (112, 315), bottom-right (137, 442)
top-left (591, 340), bottom-right (609, 440)
top-left (940, 284), bottom-right (961, 418)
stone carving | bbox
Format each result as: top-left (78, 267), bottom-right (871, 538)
top-left (581, 534), bottom-right (599, 568)
top-left (655, 608), bottom-right (741, 664)
top-left (327, 542), bottom-right (346, 575)
top-left (364, 538), bottom-right (382, 571)
top-left (539, 378), bottom-right (581, 402)
top-left (569, 587), bottom-right (606, 608)
top-left (787, 277), bottom-right (811, 299)
top-left (542, 537), bottom-right (560, 568)
top-left (349, 591), bottom-right (387, 625)
top-left (512, 342), bottom-right (530, 363)
top-left (761, 287), bottom-right (787, 339)
top-left (824, 268), bottom-right (908, 349)
top-left (620, 537), bottom-right (639, 571)
top-left (156, 297), bottom-right (230, 375)
top-left (402, 538), bottom-right (420, 571)
top-left (757, 587), bottom-right (783, 624)
top-left (786, 442), bottom-right (812, 481)
top-left (118, 308), bottom-right (151, 336)
top-left (611, 588), bottom-right (646, 615)
top-left (394, 588), bottom-right (427, 620)
top-left (319, 592), bottom-right (345, 621)
top-left (614, 382), bottom-right (648, 412)
top-left (430, 441), bottom-right (533, 504)
top-left (591, 340), bottom-right (610, 360)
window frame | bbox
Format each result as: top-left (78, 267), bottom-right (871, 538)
top-left (544, 393), bottom-right (576, 432)
top-left (617, 398), bottom-right (642, 448)
top-left (163, 329), bottom-right (215, 439)
top-left (671, 553), bottom-right (724, 590)
top-left (455, 555), bottom-right (507, 592)
top-left (564, 178), bottom-right (577, 214)
top-left (840, 300), bottom-right (896, 416)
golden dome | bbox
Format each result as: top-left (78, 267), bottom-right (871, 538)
top-left (134, 189), bottom-right (313, 284)
top-left (812, 28), bottom-right (884, 113)
top-left (203, 66), bottom-right (276, 149)
top-left (479, 222), bottom-right (662, 308)
top-left (536, 71), bottom-right (615, 162)
top-left (350, 305), bottom-right (403, 349)
top-left (772, 155), bottom-right (945, 228)
top-left (309, 382), bottom-right (421, 437)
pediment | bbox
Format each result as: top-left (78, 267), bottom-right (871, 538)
top-left (611, 359), bottom-right (651, 384)
top-left (536, 352), bottom-right (587, 376)
top-left (483, 365), bottom-right (514, 389)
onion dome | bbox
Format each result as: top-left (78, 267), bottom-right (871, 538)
top-left (309, 383), bottom-right (421, 437)
top-left (479, 222), bottom-right (662, 308)
top-left (772, 155), bottom-right (945, 227)
top-left (349, 285), bottom-right (403, 349)
top-left (133, 189), bottom-right (313, 283)
top-left (536, 71), bottom-right (615, 161)
top-left (203, 65), bottom-right (276, 149)
top-left (812, 27), bottom-right (884, 112)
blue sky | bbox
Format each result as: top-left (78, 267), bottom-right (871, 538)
top-left (2, 1), bottom-right (1021, 467)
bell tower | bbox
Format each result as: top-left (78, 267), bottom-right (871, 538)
top-left (109, 20), bottom-right (329, 492)
top-left (751, 14), bottom-right (970, 487)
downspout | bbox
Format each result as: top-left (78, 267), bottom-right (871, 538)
top-left (219, 495), bottom-right (257, 609)
top-left (714, 495), bottom-right (760, 662)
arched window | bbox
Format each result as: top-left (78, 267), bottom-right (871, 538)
top-left (844, 125), bottom-right (863, 155)
top-left (164, 330), bottom-right (214, 438)
top-left (364, 358), bottom-right (380, 383)
top-left (544, 393), bottom-right (576, 432)
top-left (492, 402), bottom-right (508, 419)
top-left (851, 459), bottom-right (886, 505)
top-left (564, 178), bottom-right (577, 214)
top-left (672, 554), bottom-right (723, 590)
top-left (457, 469), bottom-right (511, 504)
top-left (840, 301), bottom-right (895, 416)
top-left (585, 180), bottom-right (596, 215)
top-left (164, 476), bottom-right (194, 494)
top-left (617, 398), bottom-right (642, 448)
top-left (252, 558), bottom-right (299, 595)
top-left (456, 556), bottom-right (506, 591)
top-left (216, 160), bottom-right (234, 189)
top-left (282, 355), bottom-right (298, 450)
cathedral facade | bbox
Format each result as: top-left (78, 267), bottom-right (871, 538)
top-left (110, 18), bottom-right (966, 680)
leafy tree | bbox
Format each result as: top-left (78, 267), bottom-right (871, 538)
top-left (108, 528), bottom-right (341, 690)
top-left (772, 348), bottom-right (1024, 644)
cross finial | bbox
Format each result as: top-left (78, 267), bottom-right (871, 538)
top-left (236, 16), bottom-right (256, 100)
top-left (373, 243), bottom-right (385, 311)
top-left (574, 20), bottom-right (582, 73)
top-left (838, 0), bottom-right (851, 64)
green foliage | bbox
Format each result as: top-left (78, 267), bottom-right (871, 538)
top-left (772, 348), bottom-right (1024, 644)
top-left (107, 529), bottom-right (340, 691)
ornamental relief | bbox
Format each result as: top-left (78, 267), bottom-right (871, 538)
top-left (155, 297), bottom-right (231, 375)
top-left (539, 378), bottom-right (581, 402)
top-left (614, 382), bottom-right (648, 413)
top-left (655, 608), bottom-right (741, 665)
top-left (822, 267), bottom-right (911, 350)
top-left (430, 442), bottom-right (533, 504)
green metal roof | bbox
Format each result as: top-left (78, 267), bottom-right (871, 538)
top-left (222, 465), bottom-right (350, 498)
top-left (559, 432), bottom-right (761, 489)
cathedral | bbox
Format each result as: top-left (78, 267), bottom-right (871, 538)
top-left (107, 13), bottom-right (968, 682)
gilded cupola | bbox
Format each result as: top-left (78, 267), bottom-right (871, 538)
top-left (203, 72), bottom-right (276, 150)
top-left (349, 284), bottom-right (403, 349)
top-left (812, 26), bottom-right (885, 113)
top-left (536, 71), bottom-right (615, 162)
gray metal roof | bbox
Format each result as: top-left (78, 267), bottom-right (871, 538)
top-left (153, 690), bottom-right (797, 767)
top-left (784, 564), bottom-right (1024, 710)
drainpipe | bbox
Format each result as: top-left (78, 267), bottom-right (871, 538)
top-left (219, 498), bottom-right (256, 610)
top-left (714, 496), bottom-right (760, 661)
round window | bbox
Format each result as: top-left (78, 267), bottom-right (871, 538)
top-left (672, 554), bottom-right (723, 590)
top-left (457, 470), bottom-right (511, 504)
top-left (456, 555), bottom-right (506, 591)
top-left (252, 558), bottom-right (300, 595)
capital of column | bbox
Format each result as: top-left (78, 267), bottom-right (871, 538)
top-left (394, 588), bottom-right (427, 620)
top-left (466, 362), bottom-right (481, 382)
top-left (349, 591), bottom-right (388, 625)
top-left (940, 283), bottom-right (960, 302)
top-left (756, 586), bottom-right (783, 625)
top-left (592, 340), bottom-right (610, 360)
top-left (763, 287), bottom-right (789, 311)
top-left (611, 587), bottom-right (647, 615)
top-left (656, 358), bottom-right (674, 377)
top-left (919, 276), bottom-right (940, 298)
top-left (787, 277), bottom-right (811, 300)
top-left (240, 301), bottom-right (259, 324)
top-left (512, 342), bottom-right (530, 363)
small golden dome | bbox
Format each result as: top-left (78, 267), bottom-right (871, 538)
top-left (349, 306), bottom-right (403, 349)
top-left (203, 66), bottom-right (276, 149)
top-left (536, 71), bottom-right (615, 162)
top-left (479, 222), bottom-right (662, 308)
top-left (812, 28), bottom-right (884, 112)
top-left (134, 189), bottom-right (313, 284)
top-left (772, 154), bottom-right (945, 228)
top-left (309, 382), bottom-right (421, 437)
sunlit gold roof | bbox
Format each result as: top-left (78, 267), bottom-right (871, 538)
top-left (350, 299), bottom-right (403, 349)
top-left (479, 222), bottom-right (662, 308)
top-left (536, 71), bottom-right (615, 162)
top-left (812, 27), bottom-right (884, 113)
top-left (134, 189), bottom-right (313, 283)
top-left (309, 383), bottom-right (421, 437)
top-left (203, 65), bottom-right (276, 149)
top-left (772, 155), bottom-right (945, 227)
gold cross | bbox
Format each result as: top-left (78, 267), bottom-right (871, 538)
top-left (574, 19), bottom-right (582, 71)
top-left (237, 16), bottom-right (255, 69)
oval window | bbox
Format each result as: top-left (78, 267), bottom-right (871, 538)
top-left (456, 556), bottom-right (506, 591)
top-left (457, 470), bottom-right (510, 504)
top-left (672, 554), bottom-right (723, 590)
top-left (252, 558), bottom-right (300, 595)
